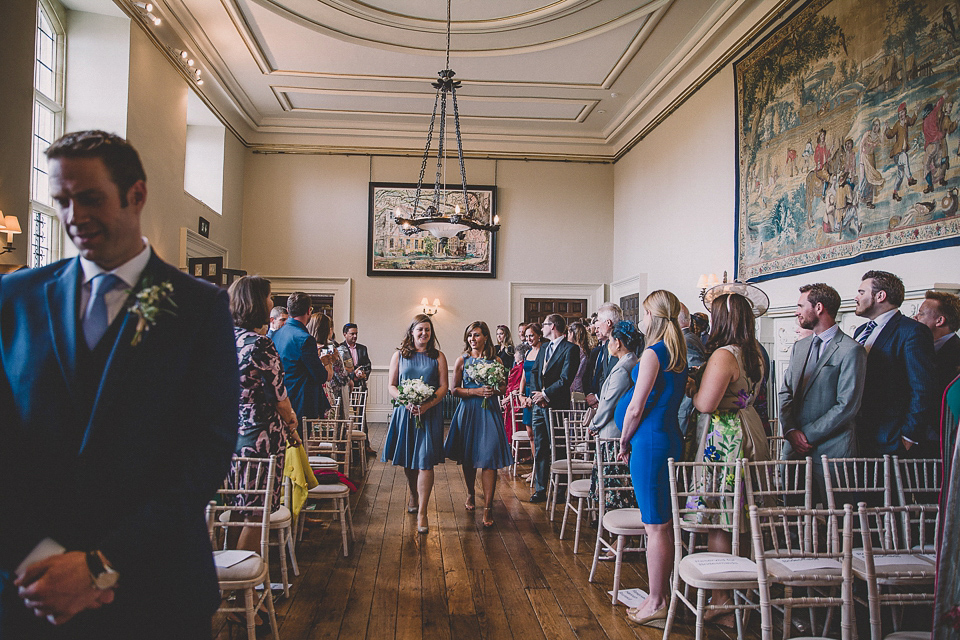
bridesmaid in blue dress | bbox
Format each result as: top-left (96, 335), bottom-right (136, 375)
top-left (617, 290), bottom-right (688, 627)
top-left (517, 323), bottom-right (543, 466)
top-left (445, 321), bottom-right (514, 528)
top-left (382, 314), bottom-right (449, 534)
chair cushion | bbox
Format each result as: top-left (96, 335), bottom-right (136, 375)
top-left (350, 430), bottom-right (367, 439)
top-left (307, 483), bottom-right (350, 496)
top-left (569, 479), bottom-right (592, 497)
top-left (601, 508), bottom-right (646, 535)
top-left (309, 455), bottom-right (338, 467)
top-left (678, 552), bottom-right (759, 588)
top-left (213, 551), bottom-right (264, 582)
top-left (766, 557), bottom-right (842, 583)
top-left (550, 460), bottom-right (593, 474)
top-left (218, 505), bottom-right (291, 526)
top-left (851, 552), bottom-right (936, 580)
top-left (885, 633), bottom-right (932, 640)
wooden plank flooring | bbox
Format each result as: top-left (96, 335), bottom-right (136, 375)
top-left (213, 422), bottom-right (755, 640)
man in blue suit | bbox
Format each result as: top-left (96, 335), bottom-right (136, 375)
top-left (853, 270), bottom-right (937, 457)
top-left (0, 131), bottom-right (239, 638)
top-left (272, 292), bottom-right (329, 422)
top-left (527, 313), bottom-right (580, 502)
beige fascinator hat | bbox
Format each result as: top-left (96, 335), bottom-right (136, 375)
top-left (703, 281), bottom-right (770, 317)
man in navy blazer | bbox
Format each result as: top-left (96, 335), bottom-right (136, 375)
top-left (526, 313), bottom-right (580, 502)
top-left (0, 131), bottom-right (239, 638)
top-left (272, 292), bottom-right (329, 421)
top-left (853, 270), bottom-right (937, 457)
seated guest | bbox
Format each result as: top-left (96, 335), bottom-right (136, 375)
top-left (567, 321), bottom-right (591, 394)
top-left (306, 313), bottom-right (345, 418)
top-left (914, 291), bottom-right (960, 459)
top-left (227, 276), bottom-right (301, 554)
top-left (266, 305), bottom-right (288, 340)
top-left (495, 324), bottom-right (515, 369)
top-left (273, 292), bottom-right (330, 423)
top-left (588, 320), bottom-right (642, 543)
top-left (853, 270), bottom-right (936, 457)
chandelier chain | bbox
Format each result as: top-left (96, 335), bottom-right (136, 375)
top-left (445, 0), bottom-right (451, 70)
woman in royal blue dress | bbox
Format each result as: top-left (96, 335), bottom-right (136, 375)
top-left (382, 314), bottom-right (449, 534)
top-left (445, 321), bottom-right (514, 528)
top-left (617, 290), bottom-right (688, 627)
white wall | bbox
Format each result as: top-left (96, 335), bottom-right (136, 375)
top-left (614, 66), bottom-right (960, 315)
top-left (240, 154), bottom-right (614, 367)
top-left (64, 10), bottom-right (129, 137)
top-left (184, 124), bottom-right (225, 214)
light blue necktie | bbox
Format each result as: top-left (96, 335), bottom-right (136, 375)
top-left (83, 273), bottom-right (123, 350)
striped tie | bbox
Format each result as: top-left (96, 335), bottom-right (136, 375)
top-left (857, 320), bottom-right (877, 346)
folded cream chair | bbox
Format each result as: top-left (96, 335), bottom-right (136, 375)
top-left (891, 456), bottom-right (941, 551)
top-left (349, 389), bottom-right (369, 475)
top-left (546, 408), bottom-right (590, 521)
top-left (298, 419), bottom-right (354, 556)
top-left (208, 455), bottom-right (280, 640)
top-left (508, 391), bottom-right (533, 483)
top-left (822, 456), bottom-right (893, 545)
top-left (559, 413), bottom-right (596, 551)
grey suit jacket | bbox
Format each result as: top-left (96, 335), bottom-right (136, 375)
top-left (591, 352), bottom-right (639, 439)
top-left (779, 329), bottom-right (867, 462)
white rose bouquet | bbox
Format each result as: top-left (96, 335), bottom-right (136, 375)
top-left (464, 359), bottom-right (507, 409)
top-left (392, 377), bottom-right (436, 429)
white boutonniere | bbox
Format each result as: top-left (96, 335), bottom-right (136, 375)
top-left (127, 281), bottom-right (176, 346)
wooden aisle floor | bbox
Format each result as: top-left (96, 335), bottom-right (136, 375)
top-left (213, 422), bottom-right (756, 640)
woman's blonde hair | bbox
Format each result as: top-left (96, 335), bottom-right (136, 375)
top-left (642, 290), bottom-right (687, 373)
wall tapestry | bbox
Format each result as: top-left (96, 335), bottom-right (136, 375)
top-left (367, 182), bottom-right (497, 278)
top-left (735, 0), bottom-right (960, 282)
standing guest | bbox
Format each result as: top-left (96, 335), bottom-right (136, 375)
top-left (779, 283), bottom-right (867, 503)
top-left (588, 321), bottom-right (641, 536)
top-left (273, 292), bottom-right (330, 423)
top-left (382, 315), bottom-right (449, 534)
top-left (689, 289), bottom-right (771, 626)
top-left (495, 324), bottom-right (515, 369)
top-left (677, 303), bottom-right (707, 442)
top-left (526, 314), bottom-right (580, 503)
top-left (584, 303), bottom-right (625, 410)
top-left (501, 340), bottom-right (530, 442)
top-left (691, 312), bottom-right (710, 345)
top-left (0, 130), bottom-right (239, 638)
top-left (307, 313), bottom-right (348, 419)
top-left (518, 323), bottom-right (543, 465)
top-left (617, 291), bottom-right (688, 626)
top-left (854, 270), bottom-right (937, 457)
top-left (914, 291), bottom-right (960, 460)
top-left (339, 323), bottom-right (371, 392)
top-left (227, 276), bottom-right (301, 555)
top-left (445, 322), bottom-right (513, 528)
top-left (266, 305), bottom-right (288, 340)
top-left (567, 321), bottom-right (591, 394)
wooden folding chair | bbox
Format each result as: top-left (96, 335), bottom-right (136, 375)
top-left (558, 415), bottom-right (596, 552)
top-left (546, 408), bottom-right (589, 521)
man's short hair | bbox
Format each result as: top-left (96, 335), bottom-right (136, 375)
top-left (286, 292), bottom-right (311, 318)
top-left (45, 130), bottom-right (146, 207)
top-left (545, 313), bottom-right (567, 334)
top-left (862, 270), bottom-right (905, 307)
top-left (343, 322), bottom-right (358, 334)
top-left (270, 306), bottom-right (287, 320)
top-left (799, 283), bottom-right (842, 318)
top-left (596, 302), bottom-right (623, 325)
top-left (925, 291), bottom-right (960, 332)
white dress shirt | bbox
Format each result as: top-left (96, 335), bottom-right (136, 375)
top-left (811, 323), bottom-right (840, 358)
top-left (860, 308), bottom-right (899, 353)
top-left (79, 239), bottom-right (151, 325)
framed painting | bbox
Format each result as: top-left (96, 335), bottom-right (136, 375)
top-left (367, 182), bottom-right (498, 278)
top-left (735, 0), bottom-right (960, 282)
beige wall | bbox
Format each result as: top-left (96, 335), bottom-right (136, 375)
top-left (241, 154), bottom-right (614, 365)
top-left (614, 67), bottom-right (960, 315)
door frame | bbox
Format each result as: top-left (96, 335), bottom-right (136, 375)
top-left (509, 282), bottom-right (605, 332)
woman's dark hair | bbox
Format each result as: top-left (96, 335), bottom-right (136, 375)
top-left (610, 320), bottom-right (643, 355)
top-left (705, 294), bottom-right (764, 383)
top-left (523, 322), bottom-right (543, 343)
top-left (462, 321), bottom-right (496, 360)
top-left (399, 314), bottom-right (440, 359)
top-left (228, 276), bottom-right (272, 331)
top-left (567, 321), bottom-right (590, 359)
top-left (690, 312), bottom-right (709, 337)
top-left (306, 312), bottom-right (333, 346)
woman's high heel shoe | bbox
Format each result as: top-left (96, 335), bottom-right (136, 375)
top-left (626, 605), bottom-right (668, 628)
top-left (482, 507), bottom-right (494, 528)
top-left (465, 495), bottom-right (476, 512)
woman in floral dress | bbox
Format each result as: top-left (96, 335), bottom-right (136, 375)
top-left (228, 276), bottom-right (301, 551)
top-left (688, 291), bottom-right (769, 626)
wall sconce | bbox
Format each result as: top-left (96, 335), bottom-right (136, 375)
top-left (696, 271), bottom-right (724, 302)
top-left (420, 297), bottom-right (440, 316)
top-left (0, 214), bottom-right (23, 256)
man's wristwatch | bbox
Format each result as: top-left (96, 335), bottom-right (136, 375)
top-left (85, 550), bottom-right (119, 590)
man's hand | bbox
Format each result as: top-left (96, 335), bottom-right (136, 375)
top-left (784, 429), bottom-right (813, 455)
top-left (531, 391), bottom-right (547, 407)
top-left (16, 552), bottom-right (115, 625)
top-left (586, 393), bottom-right (599, 409)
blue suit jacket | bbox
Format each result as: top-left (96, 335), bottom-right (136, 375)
top-left (530, 338), bottom-right (580, 409)
top-left (272, 318), bottom-right (328, 419)
top-left (855, 311), bottom-right (937, 454)
top-left (0, 253), bottom-right (239, 631)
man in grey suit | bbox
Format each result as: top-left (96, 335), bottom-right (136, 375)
top-left (779, 283), bottom-right (867, 503)
top-left (677, 304), bottom-right (707, 442)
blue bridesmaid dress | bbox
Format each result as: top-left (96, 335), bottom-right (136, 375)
top-left (382, 351), bottom-right (445, 470)
top-left (444, 356), bottom-right (514, 469)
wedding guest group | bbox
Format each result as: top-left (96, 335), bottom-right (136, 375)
top-left (273, 292), bottom-right (330, 423)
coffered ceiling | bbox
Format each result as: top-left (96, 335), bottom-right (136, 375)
top-left (108, 0), bottom-right (788, 160)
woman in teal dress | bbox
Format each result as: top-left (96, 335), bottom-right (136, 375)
top-left (517, 323), bottom-right (542, 465)
top-left (617, 290), bottom-right (688, 627)
top-left (382, 314), bottom-right (449, 534)
top-left (445, 321), bottom-right (514, 527)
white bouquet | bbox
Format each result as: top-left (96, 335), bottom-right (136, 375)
top-left (392, 377), bottom-right (436, 429)
top-left (464, 359), bottom-right (507, 409)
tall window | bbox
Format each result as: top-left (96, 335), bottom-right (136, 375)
top-left (30, 1), bottom-right (64, 268)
